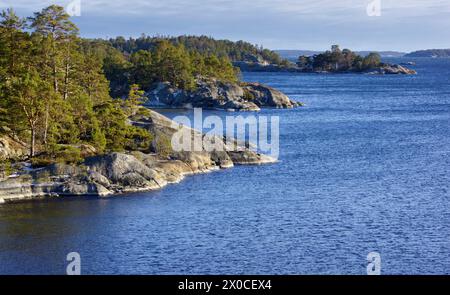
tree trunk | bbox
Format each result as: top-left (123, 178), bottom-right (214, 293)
top-left (53, 63), bottom-right (59, 92)
top-left (63, 62), bottom-right (69, 100)
top-left (43, 103), bottom-right (49, 145)
top-left (51, 32), bottom-right (58, 93)
top-left (9, 31), bottom-right (15, 75)
top-left (30, 124), bottom-right (36, 158)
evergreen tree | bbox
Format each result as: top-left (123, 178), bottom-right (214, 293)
top-left (29, 5), bottom-right (79, 93)
top-left (1, 5), bottom-right (252, 165)
top-left (9, 69), bottom-right (51, 156)
top-left (29, 5), bottom-right (79, 145)
top-left (303, 45), bottom-right (383, 72)
top-left (0, 8), bottom-right (28, 76)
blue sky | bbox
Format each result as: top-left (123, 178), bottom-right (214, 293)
top-left (2, 0), bottom-right (450, 52)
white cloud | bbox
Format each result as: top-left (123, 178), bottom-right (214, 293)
top-left (2, 0), bottom-right (450, 51)
top-left (2, 0), bottom-right (449, 17)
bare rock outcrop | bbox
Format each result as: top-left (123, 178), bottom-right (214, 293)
top-left (0, 109), bottom-right (276, 204)
top-left (379, 64), bottom-right (417, 75)
top-left (145, 78), bottom-right (301, 111)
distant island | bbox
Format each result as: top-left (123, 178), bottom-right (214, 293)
top-left (89, 36), bottom-right (299, 110)
top-left (101, 37), bottom-right (415, 75)
top-left (295, 45), bottom-right (416, 74)
top-left (276, 50), bottom-right (406, 59)
top-left (104, 35), bottom-right (291, 74)
top-left (405, 49), bottom-right (450, 58)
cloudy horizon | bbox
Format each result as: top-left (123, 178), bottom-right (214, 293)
top-left (1, 0), bottom-right (450, 52)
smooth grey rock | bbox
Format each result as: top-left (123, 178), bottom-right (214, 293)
top-left (0, 109), bottom-right (276, 204)
top-left (85, 153), bottom-right (162, 188)
top-left (58, 182), bottom-right (110, 196)
top-left (144, 78), bottom-right (300, 111)
top-left (228, 151), bottom-right (277, 165)
top-left (380, 64), bottom-right (417, 75)
top-left (88, 170), bottom-right (111, 187)
top-left (242, 82), bottom-right (298, 108)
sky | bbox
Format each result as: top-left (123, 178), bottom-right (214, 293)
top-left (1, 0), bottom-right (450, 52)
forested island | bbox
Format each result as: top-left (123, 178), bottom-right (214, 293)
top-left (107, 35), bottom-right (288, 66)
top-left (102, 35), bottom-right (309, 73)
top-left (296, 45), bottom-right (416, 74)
top-left (0, 6), bottom-right (291, 203)
top-left (276, 50), bottom-right (406, 59)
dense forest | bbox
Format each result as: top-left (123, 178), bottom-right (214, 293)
top-left (297, 45), bottom-right (382, 72)
top-left (105, 35), bottom-right (288, 66)
top-left (89, 37), bottom-right (239, 97)
top-left (0, 6), bottom-right (240, 166)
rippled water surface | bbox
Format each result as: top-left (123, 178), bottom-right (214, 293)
top-left (1, 58), bottom-right (449, 274)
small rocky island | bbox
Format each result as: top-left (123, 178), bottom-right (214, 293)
top-left (234, 45), bottom-right (417, 75)
top-left (146, 78), bottom-right (301, 111)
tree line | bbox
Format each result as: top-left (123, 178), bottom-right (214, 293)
top-left (0, 6), bottom-right (153, 164)
top-left (87, 38), bottom-right (240, 98)
top-left (297, 45), bottom-right (382, 72)
top-left (105, 35), bottom-right (288, 66)
top-left (0, 6), bottom-right (248, 166)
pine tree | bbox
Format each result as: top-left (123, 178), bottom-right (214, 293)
top-left (29, 5), bottom-right (79, 93)
top-left (0, 8), bottom-right (28, 76)
top-left (10, 69), bottom-right (50, 156)
top-left (0, 8), bottom-right (31, 138)
top-left (29, 5), bottom-right (79, 145)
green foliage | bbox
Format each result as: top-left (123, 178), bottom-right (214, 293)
top-left (2, 6), bottom-right (248, 165)
top-left (243, 89), bottom-right (255, 101)
top-left (154, 134), bottom-right (173, 159)
top-left (0, 5), bottom-right (154, 164)
top-left (94, 101), bottom-right (152, 152)
top-left (90, 38), bottom-right (240, 97)
top-left (106, 35), bottom-right (286, 65)
top-left (126, 125), bottom-right (153, 151)
top-left (29, 5), bottom-right (78, 38)
top-left (191, 52), bottom-right (239, 83)
top-left (122, 84), bottom-right (146, 116)
top-left (0, 160), bottom-right (13, 177)
top-left (150, 41), bottom-right (195, 90)
top-left (362, 53), bottom-right (381, 70)
top-left (298, 45), bottom-right (382, 72)
top-left (30, 156), bottom-right (55, 167)
top-left (129, 50), bottom-right (154, 90)
top-left (45, 144), bottom-right (83, 164)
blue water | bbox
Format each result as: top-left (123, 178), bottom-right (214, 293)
top-left (1, 58), bottom-right (449, 274)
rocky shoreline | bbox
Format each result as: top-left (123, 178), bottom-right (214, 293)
top-left (145, 78), bottom-right (302, 111)
top-left (0, 109), bottom-right (276, 204)
top-left (234, 61), bottom-right (417, 75)
top-left (364, 64), bottom-right (417, 75)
